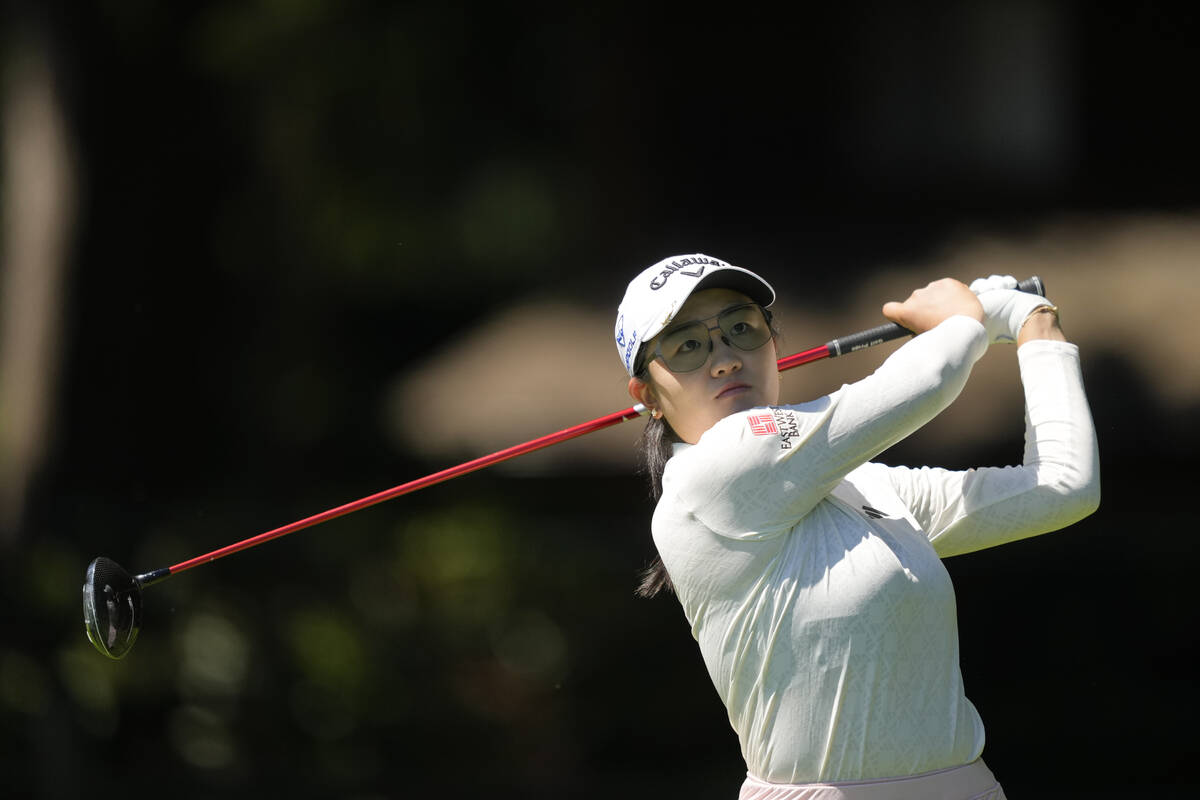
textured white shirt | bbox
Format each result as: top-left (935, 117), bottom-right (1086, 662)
top-left (653, 315), bottom-right (1100, 783)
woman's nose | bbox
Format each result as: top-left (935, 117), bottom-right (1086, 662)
top-left (710, 334), bottom-right (742, 375)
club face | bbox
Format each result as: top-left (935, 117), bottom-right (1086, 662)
top-left (82, 557), bottom-right (142, 659)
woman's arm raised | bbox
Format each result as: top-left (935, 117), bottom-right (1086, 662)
top-left (883, 306), bottom-right (1100, 556)
top-left (668, 281), bottom-right (991, 538)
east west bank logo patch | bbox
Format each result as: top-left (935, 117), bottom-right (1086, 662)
top-left (746, 414), bottom-right (778, 436)
top-left (746, 408), bottom-right (799, 450)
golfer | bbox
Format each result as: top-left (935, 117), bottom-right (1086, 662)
top-left (615, 254), bottom-right (1099, 799)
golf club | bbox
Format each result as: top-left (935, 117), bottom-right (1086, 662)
top-left (83, 276), bottom-right (1046, 659)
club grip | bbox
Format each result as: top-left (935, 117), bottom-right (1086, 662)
top-left (1015, 275), bottom-right (1045, 296)
top-left (826, 275), bottom-right (1046, 357)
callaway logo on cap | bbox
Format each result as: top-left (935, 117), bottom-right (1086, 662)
top-left (614, 253), bottom-right (776, 376)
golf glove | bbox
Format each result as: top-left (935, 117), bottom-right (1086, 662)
top-left (969, 274), bottom-right (1055, 344)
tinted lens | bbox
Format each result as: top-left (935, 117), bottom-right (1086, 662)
top-left (719, 304), bottom-right (772, 351)
top-left (658, 321), bottom-right (712, 372)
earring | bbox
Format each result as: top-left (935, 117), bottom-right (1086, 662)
top-left (651, 408), bottom-right (663, 419)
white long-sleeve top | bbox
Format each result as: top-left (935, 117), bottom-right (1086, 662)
top-left (652, 315), bottom-right (1100, 784)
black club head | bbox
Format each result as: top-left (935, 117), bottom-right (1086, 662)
top-left (82, 557), bottom-right (143, 660)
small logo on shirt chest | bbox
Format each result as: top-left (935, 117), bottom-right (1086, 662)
top-left (861, 505), bottom-right (895, 520)
top-left (746, 413), bottom-right (777, 436)
top-left (746, 409), bottom-right (799, 450)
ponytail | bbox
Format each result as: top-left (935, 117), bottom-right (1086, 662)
top-left (634, 414), bottom-right (680, 598)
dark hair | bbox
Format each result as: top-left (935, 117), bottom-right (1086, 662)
top-left (634, 413), bottom-right (680, 598)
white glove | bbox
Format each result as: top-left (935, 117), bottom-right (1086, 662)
top-left (968, 274), bottom-right (1055, 344)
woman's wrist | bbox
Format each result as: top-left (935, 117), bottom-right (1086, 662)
top-left (1017, 305), bottom-right (1067, 346)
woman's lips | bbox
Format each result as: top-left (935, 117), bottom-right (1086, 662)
top-left (716, 382), bottom-right (751, 400)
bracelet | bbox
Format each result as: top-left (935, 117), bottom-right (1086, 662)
top-left (1020, 304), bottom-right (1060, 329)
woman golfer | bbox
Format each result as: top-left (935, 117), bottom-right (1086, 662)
top-left (615, 254), bottom-right (1099, 799)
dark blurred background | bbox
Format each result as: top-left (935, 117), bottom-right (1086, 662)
top-left (3, 1), bottom-right (1198, 797)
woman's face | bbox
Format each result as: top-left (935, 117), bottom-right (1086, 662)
top-left (628, 288), bottom-right (780, 444)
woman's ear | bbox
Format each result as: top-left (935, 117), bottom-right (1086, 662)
top-left (628, 376), bottom-right (656, 411)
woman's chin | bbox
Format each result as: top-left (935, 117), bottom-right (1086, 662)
top-left (720, 392), bottom-right (767, 415)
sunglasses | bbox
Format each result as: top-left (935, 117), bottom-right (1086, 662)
top-left (639, 303), bottom-right (774, 374)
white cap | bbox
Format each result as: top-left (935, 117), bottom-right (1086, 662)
top-left (614, 253), bottom-right (775, 376)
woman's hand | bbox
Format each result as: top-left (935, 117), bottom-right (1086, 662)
top-left (968, 274), bottom-right (1061, 345)
top-left (881, 278), bottom-right (985, 334)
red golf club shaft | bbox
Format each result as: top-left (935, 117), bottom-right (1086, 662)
top-left (163, 275), bottom-right (1043, 578)
top-left (166, 404), bottom-right (646, 574)
top-left (165, 344), bottom-right (832, 575)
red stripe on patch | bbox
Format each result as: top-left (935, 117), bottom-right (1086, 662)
top-left (747, 413), bottom-right (778, 436)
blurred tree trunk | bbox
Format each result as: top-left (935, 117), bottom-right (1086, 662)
top-left (0, 17), bottom-right (76, 542)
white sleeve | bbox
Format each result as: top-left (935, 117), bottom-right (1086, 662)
top-left (665, 315), bottom-right (989, 539)
top-left (883, 340), bottom-right (1101, 557)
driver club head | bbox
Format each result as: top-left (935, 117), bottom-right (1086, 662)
top-left (82, 557), bottom-right (143, 660)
